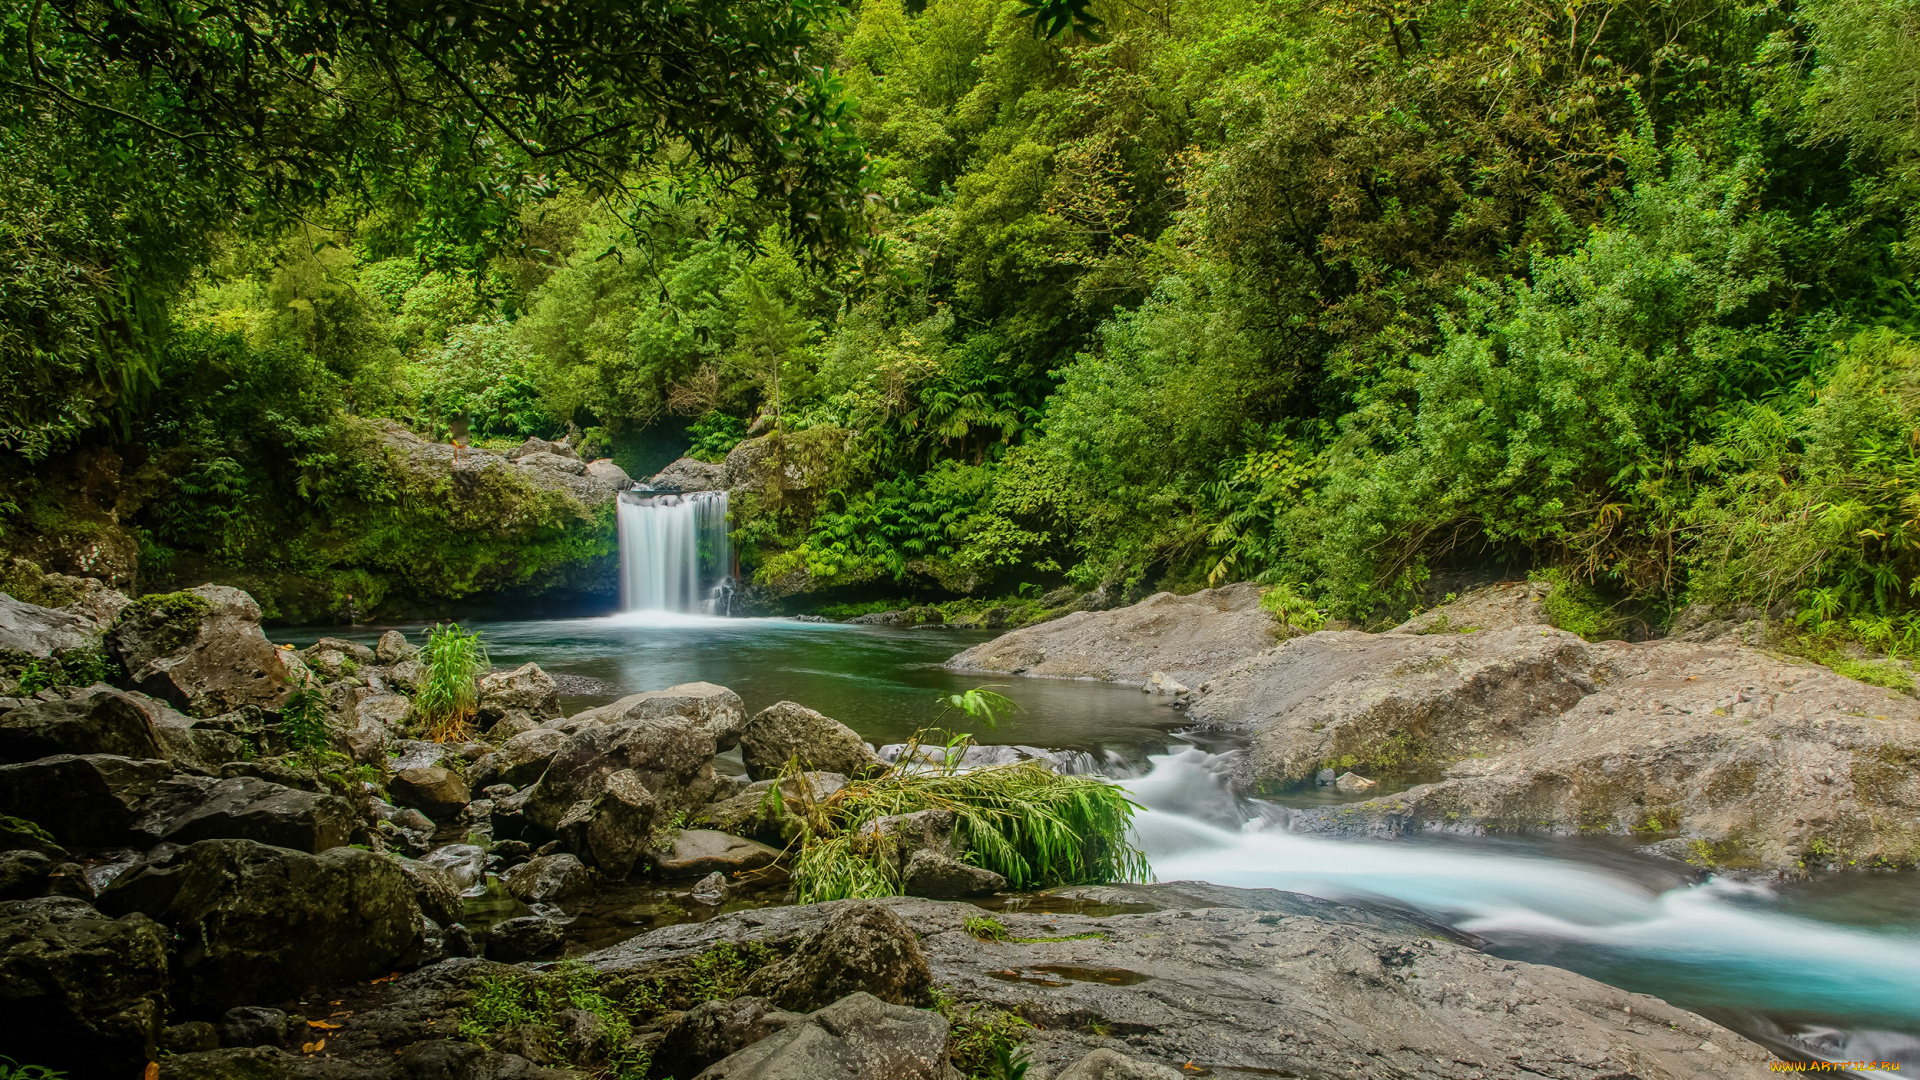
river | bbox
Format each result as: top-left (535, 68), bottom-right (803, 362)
top-left (289, 613), bottom-right (1920, 1072)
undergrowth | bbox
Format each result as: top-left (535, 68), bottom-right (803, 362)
top-left (413, 623), bottom-right (489, 740)
top-left (933, 986), bottom-right (1035, 1080)
top-left (775, 736), bottom-right (1150, 903)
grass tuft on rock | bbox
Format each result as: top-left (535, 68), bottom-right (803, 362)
top-left (413, 622), bottom-right (488, 741)
top-left (777, 738), bottom-right (1150, 903)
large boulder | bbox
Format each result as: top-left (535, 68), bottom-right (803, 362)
top-left (554, 768), bottom-right (658, 879)
top-left (738, 702), bottom-right (882, 782)
top-left (105, 587), bottom-right (300, 717)
top-left (523, 715), bottom-right (725, 837)
top-left (389, 766), bottom-right (471, 821)
top-left (742, 901), bottom-right (932, 1012)
top-left (375, 630), bottom-right (417, 665)
top-left (945, 582), bottom-right (1276, 686)
top-left (1281, 637), bottom-right (1920, 871)
top-left (649, 996), bottom-right (800, 1080)
top-left (706, 771), bottom-right (846, 843)
top-left (560, 682), bottom-right (747, 751)
top-left (0, 594), bottom-right (109, 696)
top-left (647, 457), bottom-right (730, 493)
top-left (0, 896), bottom-right (171, 1075)
top-left (0, 688), bottom-right (165, 763)
top-left (0, 754), bottom-right (174, 847)
top-left (392, 858), bottom-right (464, 928)
top-left (648, 830), bottom-right (781, 879)
top-left (484, 727), bottom-right (567, 788)
top-left (478, 663), bottom-right (562, 726)
top-left (98, 838), bottom-right (421, 1011)
top-left (692, 992), bottom-right (950, 1080)
top-left (1189, 625), bottom-right (1598, 785)
top-left (500, 853), bottom-right (592, 905)
top-left (131, 776), bottom-right (355, 853)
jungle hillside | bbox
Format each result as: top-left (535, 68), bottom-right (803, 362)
top-left (4, 0), bottom-right (1920, 638)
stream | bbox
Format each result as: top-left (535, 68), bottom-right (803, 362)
top-left (289, 613), bottom-right (1920, 1072)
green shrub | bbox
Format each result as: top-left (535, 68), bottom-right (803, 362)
top-left (1535, 569), bottom-right (1622, 641)
top-left (686, 411), bottom-right (748, 463)
top-left (413, 624), bottom-right (489, 742)
top-left (1260, 583), bottom-right (1327, 634)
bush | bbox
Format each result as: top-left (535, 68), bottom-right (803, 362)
top-left (413, 624), bottom-right (489, 741)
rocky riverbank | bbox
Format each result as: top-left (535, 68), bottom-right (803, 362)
top-left (953, 582), bottom-right (1920, 874)
top-left (0, 578), bottom-right (1791, 1077)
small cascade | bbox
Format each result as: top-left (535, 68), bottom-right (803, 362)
top-left (616, 490), bottom-right (735, 613)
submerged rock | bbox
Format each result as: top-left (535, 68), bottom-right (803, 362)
top-left (738, 701), bottom-right (882, 781)
top-left (98, 838), bottom-right (421, 1011)
top-left (946, 582), bottom-right (1274, 686)
top-left (0, 896), bottom-right (171, 1074)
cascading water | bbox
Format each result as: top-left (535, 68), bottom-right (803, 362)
top-left (615, 490), bottom-right (734, 613)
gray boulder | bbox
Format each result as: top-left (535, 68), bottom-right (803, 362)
top-left (106, 587), bottom-right (300, 717)
top-left (308, 636), bottom-right (376, 665)
top-left (554, 768), bottom-right (658, 879)
top-left (650, 996), bottom-right (800, 1080)
top-left (218, 1005), bottom-right (290, 1048)
top-left (518, 450), bottom-right (588, 475)
top-left (0, 754), bottom-right (174, 847)
top-left (0, 688), bottom-right (165, 763)
top-left (1389, 580), bottom-right (1552, 634)
top-left (0, 896), bottom-right (171, 1075)
top-left (1056, 1049), bottom-right (1184, 1080)
top-left (647, 457), bottom-right (730, 493)
top-left (97, 838), bottom-right (421, 1011)
top-left (131, 775), bottom-right (355, 852)
top-left (375, 629), bottom-right (417, 665)
top-left (487, 727), bottom-right (567, 788)
top-left (852, 808), bottom-right (1003, 897)
top-left (901, 849), bottom-right (1005, 899)
top-left (486, 915), bottom-right (564, 962)
top-left (692, 992), bottom-right (950, 1080)
top-left (648, 829), bottom-right (781, 879)
top-left (706, 771), bottom-right (845, 843)
top-left (500, 853), bottom-right (592, 905)
top-left (739, 702), bottom-right (882, 782)
top-left (479, 663), bottom-right (562, 724)
top-left (946, 582), bottom-right (1275, 686)
top-left (0, 594), bottom-right (108, 697)
top-left (394, 858), bottom-right (465, 927)
top-left (561, 682), bottom-right (747, 751)
top-left (390, 766), bottom-right (471, 820)
top-left (524, 714), bottom-right (724, 836)
top-left (743, 901), bottom-right (932, 1012)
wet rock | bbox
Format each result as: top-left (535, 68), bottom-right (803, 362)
top-left (901, 849), bottom-right (1005, 898)
top-left (487, 915), bottom-right (564, 963)
top-left (1056, 1048), bottom-right (1183, 1080)
top-left (0, 594), bottom-right (109, 697)
top-left (309, 636), bottom-right (377, 665)
top-left (97, 838), bottom-right (421, 1011)
top-left (650, 996), bottom-right (800, 1080)
top-left (555, 768), bottom-right (658, 879)
top-left (692, 991), bottom-right (950, 1080)
top-left (1389, 580), bottom-right (1551, 634)
top-left (487, 711), bottom-right (540, 741)
top-left (946, 582), bottom-right (1274, 686)
top-left (648, 457), bottom-right (730, 493)
top-left (847, 606), bottom-right (943, 627)
top-left (1315, 768), bottom-right (1336, 785)
top-left (132, 775), bottom-right (355, 852)
top-left (420, 844), bottom-right (488, 895)
top-left (218, 1005), bottom-right (290, 1048)
top-left (106, 586), bottom-right (301, 717)
top-left (479, 663), bottom-right (562, 725)
top-left (589, 895), bottom-right (1769, 1080)
top-left (501, 853), bottom-right (592, 905)
top-left (706, 772), bottom-right (845, 842)
top-left (738, 701), bottom-right (883, 782)
top-left (649, 829), bottom-right (781, 879)
top-left (0, 754), bottom-right (174, 847)
top-left (562, 682), bottom-right (748, 752)
top-left (0, 814), bottom-right (67, 857)
top-left (1142, 670), bottom-right (1191, 696)
top-left (1188, 625), bottom-right (1597, 785)
top-left (690, 871), bottom-right (728, 905)
top-left (1332, 771), bottom-right (1377, 793)
top-left (394, 858), bottom-right (465, 927)
top-left (487, 728), bottom-right (567, 788)
top-left (524, 714), bottom-right (723, 838)
top-left (375, 629), bottom-right (417, 665)
top-left (165, 1020), bottom-right (221, 1054)
top-left (0, 849), bottom-right (56, 899)
top-left (390, 766), bottom-right (471, 820)
top-left (0, 688), bottom-right (165, 763)
top-left (0, 895), bottom-right (171, 1075)
top-left (743, 901), bottom-right (932, 1012)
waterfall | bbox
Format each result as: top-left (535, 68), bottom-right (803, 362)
top-left (615, 490), bottom-right (734, 613)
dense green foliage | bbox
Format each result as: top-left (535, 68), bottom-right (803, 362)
top-left (3, 0), bottom-right (1919, 630)
top-left (412, 623), bottom-right (489, 740)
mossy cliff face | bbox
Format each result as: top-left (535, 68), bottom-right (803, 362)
top-left (4, 421), bottom-right (626, 623)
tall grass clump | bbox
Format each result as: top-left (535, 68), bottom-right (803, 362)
top-left (780, 737), bottom-right (1150, 903)
top-left (414, 623), bottom-right (489, 742)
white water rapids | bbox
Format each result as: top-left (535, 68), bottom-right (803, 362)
top-left (1120, 746), bottom-right (1920, 1068)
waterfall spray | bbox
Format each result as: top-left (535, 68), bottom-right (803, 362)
top-left (616, 490), bottom-right (734, 613)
